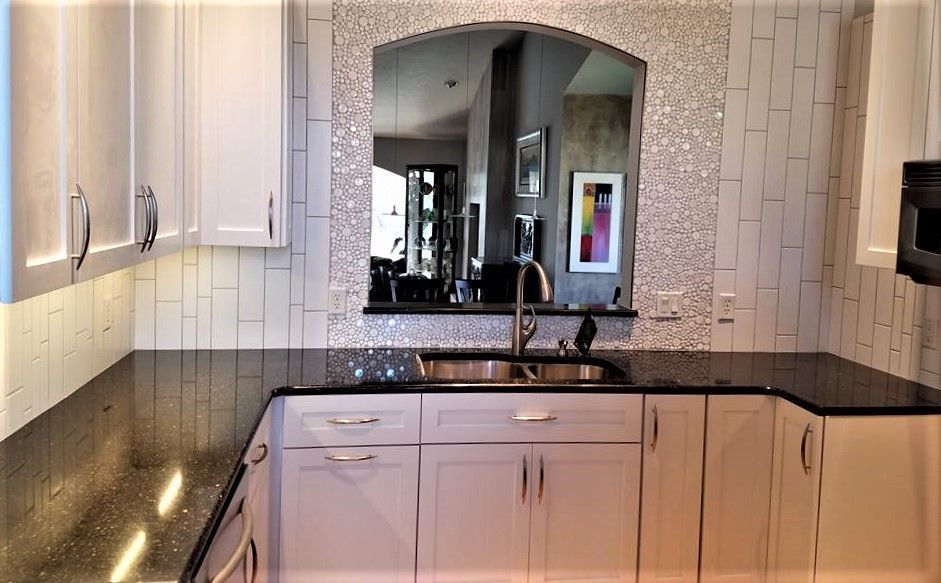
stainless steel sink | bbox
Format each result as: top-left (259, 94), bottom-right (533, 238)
top-left (417, 353), bottom-right (625, 382)
top-left (418, 357), bottom-right (527, 380)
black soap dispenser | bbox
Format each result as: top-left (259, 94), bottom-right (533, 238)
top-left (574, 310), bottom-right (597, 357)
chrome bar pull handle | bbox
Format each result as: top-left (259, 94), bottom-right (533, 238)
top-left (211, 498), bottom-right (254, 583)
top-left (147, 185), bottom-right (158, 250)
top-left (250, 443), bottom-right (268, 465)
top-left (70, 184), bottom-right (90, 270)
top-left (137, 185), bottom-right (151, 252)
top-left (327, 417), bottom-right (380, 425)
top-left (509, 414), bottom-right (558, 422)
top-left (325, 454), bottom-right (377, 462)
top-left (521, 455), bottom-right (528, 504)
top-left (538, 455), bottom-right (545, 504)
top-left (650, 405), bottom-right (659, 452)
top-left (268, 191), bottom-right (273, 239)
top-left (800, 424), bottom-right (813, 475)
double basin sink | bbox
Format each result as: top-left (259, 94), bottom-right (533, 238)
top-left (417, 352), bottom-right (626, 382)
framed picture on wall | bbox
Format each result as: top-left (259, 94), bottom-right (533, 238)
top-left (568, 172), bottom-right (623, 273)
top-left (515, 129), bottom-right (546, 198)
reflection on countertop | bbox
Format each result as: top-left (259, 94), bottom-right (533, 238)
top-left (1, 348), bottom-right (939, 582)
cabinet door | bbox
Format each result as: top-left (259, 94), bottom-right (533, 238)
top-left (529, 443), bottom-right (641, 583)
top-left (197, 0), bottom-right (286, 247)
top-left (71, 0), bottom-right (139, 280)
top-left (638, 395), bottom-right (706, 583)
top-left (700, 395), bottom-right (775, 583)
top-left (816, 415), bottom-right (941, 583)
top-left (134, 0), bottom-right (184, 259)
top-left (281, 445), bottom-right (419, 582)
top-left (5, 2), bottom-right (75, 301)
top-left (417, 444), bottom-right (532, 583)
top-left (766, 399), bottom-right (823, 583)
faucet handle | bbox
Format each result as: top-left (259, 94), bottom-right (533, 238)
top-left (557, 339), bottom-right (570, 357)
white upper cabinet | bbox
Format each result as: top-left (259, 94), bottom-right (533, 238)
top-left (638, 395), bottom-right (706, 583)
top-left (194, 0), bottom-right (289, 247)
top-left (766, 399), bottom-right (824, 583)
top-left (3, 2), bottom-right (74, 302)
top-left (856, 0), bottom-right (939, 268)
top-left (135, 0), bottom-right (184, 259)
top-left (70, 0), bottom-right (140, 281)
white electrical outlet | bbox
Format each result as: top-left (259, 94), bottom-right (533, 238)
top-left (328, 288), bottom-right (347, 314)
top-left (718, 293), bottom-right (736, 321)
top-left (924, 318), bottom-right (939, 350)
top-left (655, 291), bottom-right (683, 318)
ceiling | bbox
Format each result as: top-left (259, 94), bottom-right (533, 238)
top-left (373, 30), bottom-right (521, 140)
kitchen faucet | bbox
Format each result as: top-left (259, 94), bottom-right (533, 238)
top-left (511, 260), bottom-right (554, 355)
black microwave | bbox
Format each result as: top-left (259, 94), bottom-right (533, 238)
top-left (897, 160), bottom-right (941, 285)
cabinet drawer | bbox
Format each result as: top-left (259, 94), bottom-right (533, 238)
top-left (421, 393), bottom-right (642, 443)
top-left (283, 394), bottom-right (421, 447)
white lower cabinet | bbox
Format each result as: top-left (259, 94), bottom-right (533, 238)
top-left (529, 443), bottom-right (641, 583)
top-left (638, 395), bottom-right (706, 583)
top-left (417, 443), bottom-right (533, 583)
top-left (280, 445), bottom-right (419, 583)
top-left (700, 395), bottom-right (775, 583)
top-left (765, 400), bottom-right (823, 583)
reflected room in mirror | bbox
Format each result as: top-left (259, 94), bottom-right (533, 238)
top-left (368, 24), bottom-right (644, 315)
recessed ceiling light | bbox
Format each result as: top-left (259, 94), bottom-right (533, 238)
top-left (443, 79), bottom-right (459, 88)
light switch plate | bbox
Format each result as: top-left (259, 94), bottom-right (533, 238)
top-left (655, 291), bottom-right (683, 318)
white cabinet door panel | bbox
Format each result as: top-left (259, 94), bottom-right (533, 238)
top-left (638, 395), bottom-right (706, 583)
top-left (529, 443), bottom-right (641, 583)
top-left (766, 399), bottom-right (823, 583)
top-left (417, 444), bottom-right (532, 583)
top-left (700, 395), bottom-right (775, 583)
top-left (281, 445), bottom-right (419, 582)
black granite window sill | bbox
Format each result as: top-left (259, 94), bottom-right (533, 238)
top-left (363, 302), bottom-right (639, 317)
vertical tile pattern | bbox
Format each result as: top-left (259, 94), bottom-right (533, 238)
top-left (132, 0), bottom-right (327, 352)
top-left (817, 14), bottom-right (940, 389)
top-left (0, 269), bottom-right (136, 441)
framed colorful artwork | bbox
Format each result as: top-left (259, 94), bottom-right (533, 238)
top-left (568, 172), bottom-right (623, 273)
top-left (515, 129), bottom-right (546, 198)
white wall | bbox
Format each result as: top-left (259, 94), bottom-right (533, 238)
top-left (0, 268), bottom-right (135, 441)
top-left (133, 0), bottom-right (333, 350)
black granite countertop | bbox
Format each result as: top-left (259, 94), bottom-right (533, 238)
top-left (1, 348), bottom-right (939, 582)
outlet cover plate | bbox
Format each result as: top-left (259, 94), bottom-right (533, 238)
top-left (328, 288), bottom-right (347, 314)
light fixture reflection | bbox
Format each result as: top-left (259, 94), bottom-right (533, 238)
top-left (157, 471), bottom-right (183, 516)
top-left (109, 530), bottom-right (146, 582)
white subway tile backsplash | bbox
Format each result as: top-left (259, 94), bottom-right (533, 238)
top-left (197, 246), bottom-right (213, 297)
top-left (155, 301), bottom-right (182, 350)
top-left (741, 132), bottom-right (768, 220)
top-left (238, 321), bottom-right (264, 349)
top-left (135, 280), bottom-right (156, 350)
top-left (197, 296), bottom-right (212, 349)
top-left (728, 0), bottom-right (755, 89)
top-left (787, 68), bottom-right (815, 158)
top-left (814, 11), bottom-right (841, 103)
top-left (307, 20), bottom-right (333, 120)
top-left (801, 193), bottom-right (827, 281)
top-left (769, 18), bottom-right (797, 111)
top-left (782, 159), bottom-right (808, 247)
top-left (753, 0), bottom-right (776, 38)
top-left (293, 0), bottom-right (308, 39)
top-left (795, 0), bottom-right (820, 67)
top-left (293, 98), bottom-right (308, 151)
top-left (720, 89), bottom-right (749, 180)
top-left (293, 43), bottom-right (308, 98)
top-left (777, 249), bottom-right (802, 335)
top-left (304, 217), bottom-right (330, 310)
top-left (237, 248), bottom-right (266, 322)
top-left (291, 254), bottom-right (306, 305)
top-left (735, 221), bottom-right (762, 309)
top-left (746, 40), bottom-right (774, 130)
top-left (210, 289), bottom-right (239, 349)
top-left (763, 111), bottom-right (790, 200)
top-left (874, 268), bottom-right (895, 326)
top-left (289, 305), bottom-right (304, 349)
top-left (715, 181), bottom-right (742, 270)
top-left (306, 120), bottom-right (332, 217)
top-left (857, 266), bottom-right (877, 347)
top-left (266, 245), bottom-right (292, 270)
top-left (292, 151), bottom-right (307, 203)
top-left (757, 200), bottom-right (785, 288)
top-left (307, 0), bottom-right (332, 21)
top-left (155, 253), bottom-right (183, 302)
top-left (212, 246), bottom-right (239, 289)
top-left (755, 289), bottom-right (779, 351)
top-left (264, 269), bottom-right (291, 349)
top-left (733, 308), bottom-right (757, 351)
top-left (303, 310), bottom-right (328, 348)
top-left (777, 0), bottom-right (798, 18)
top-left (797, 281), bottom-right (821, 351)
top-left (807, 104), bottom-right (834, 192)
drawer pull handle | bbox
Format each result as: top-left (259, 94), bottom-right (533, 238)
top-left (250, 443), bottom-right (268, 465)
top-left (327, 417), bottom-right (380, 425)
top-left (510, 414), bottom-right (557, 422)
top-left (800, 424), bottom-right (813, 475)
top-left (211, 498), bottom-right (254, 583)
top-left (325, 454), bottom-right (378, 462)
